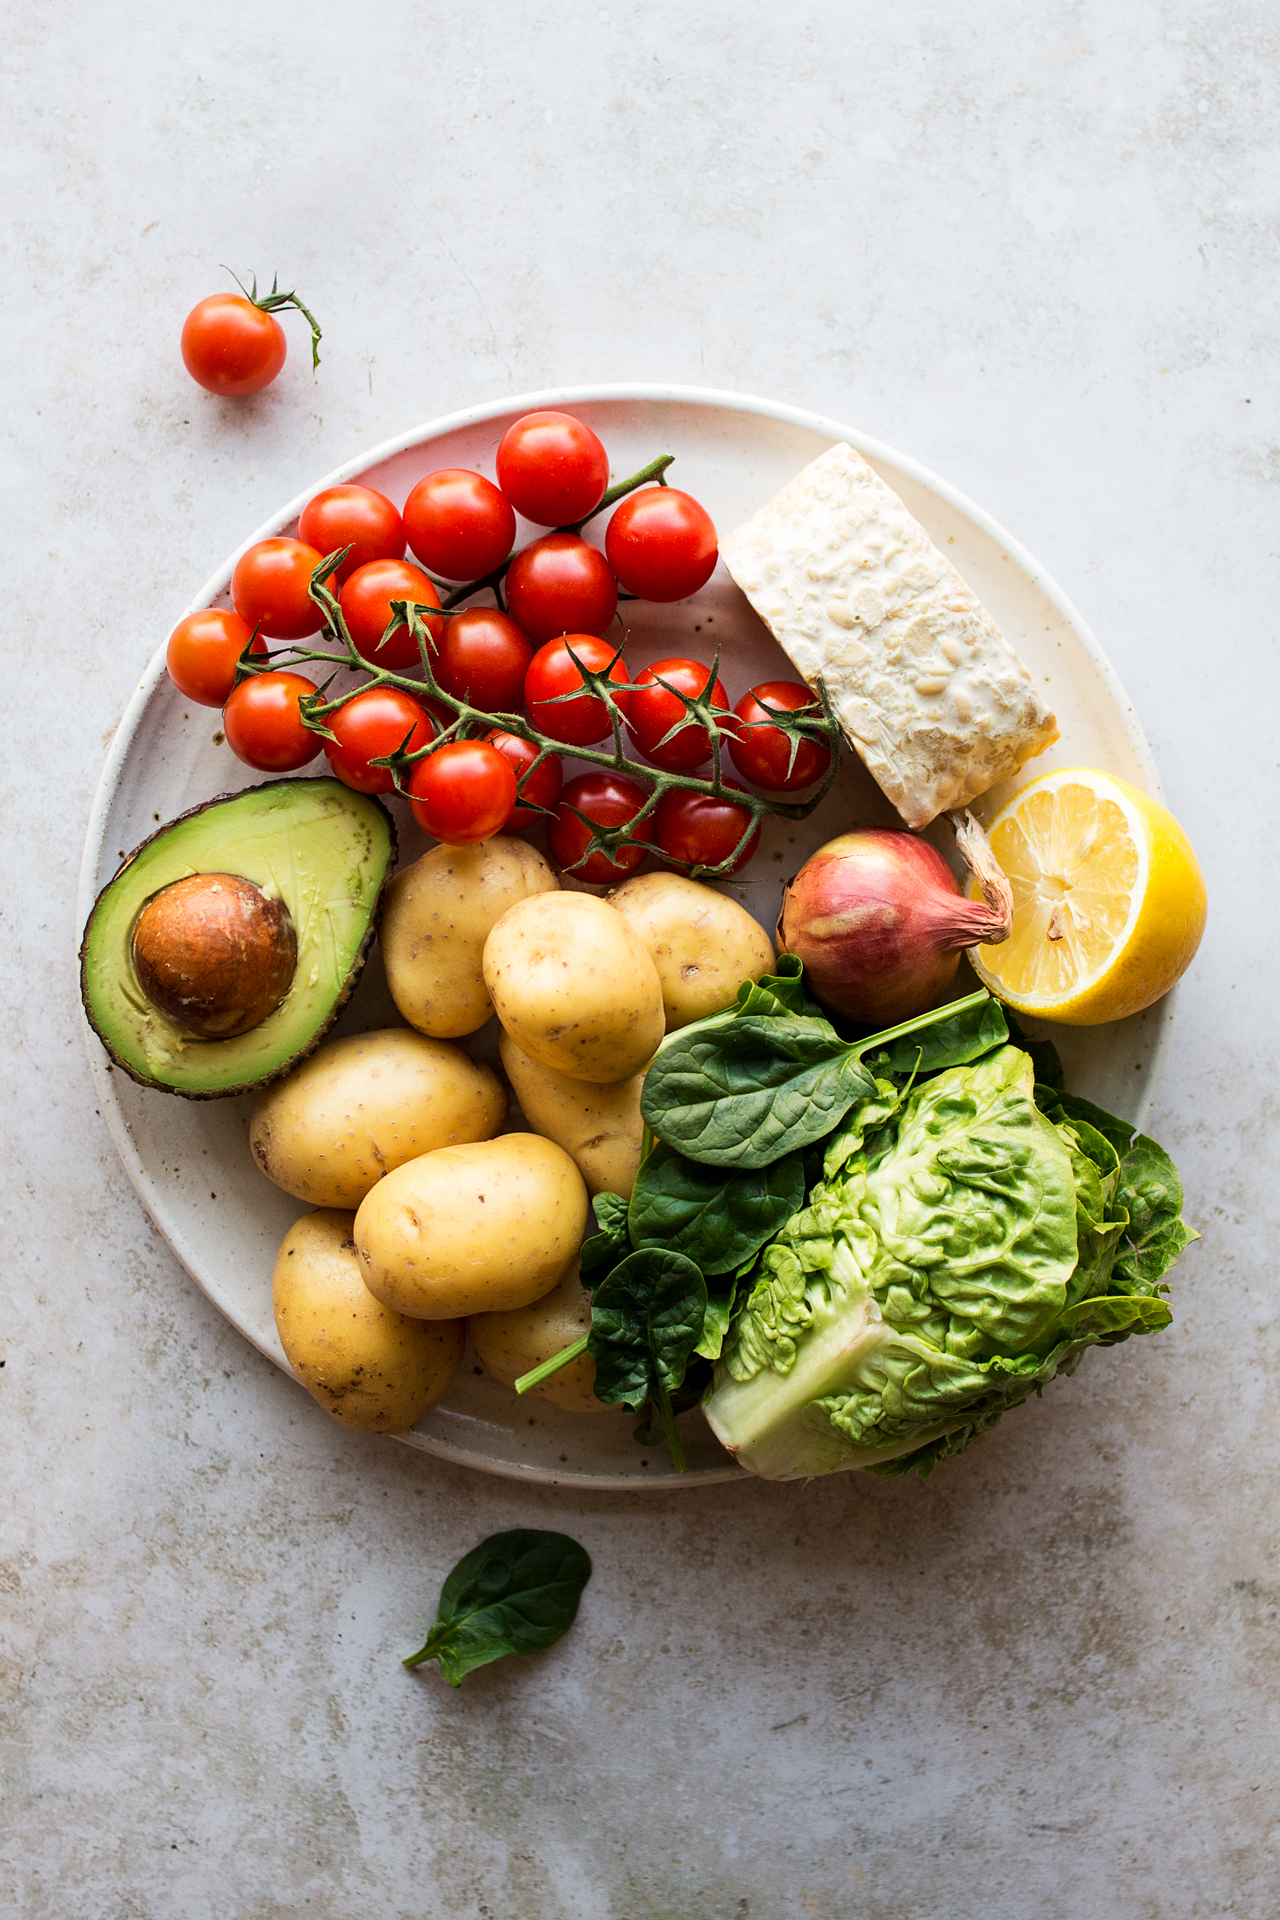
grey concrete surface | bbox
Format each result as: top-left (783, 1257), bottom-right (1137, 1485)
top-left (3, 1), bottom-right (1277, 1914)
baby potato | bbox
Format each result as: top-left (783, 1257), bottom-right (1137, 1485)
top-left (273, 1209), bottom-right (465, 1432)
top-left (250, 1028), bottom-right (506, 1209)
top-left (379, 835), bottom-right (559, 1038)
top-left (607, 872), bottom-right (774, 1029)
top-left (483, 891), bottom-right (664, 1084)
top-left (467, 1262), bottom-right (608, 1414)
top-left (499, 1028), bottom-right (644, 1199)
top-left (354, 1133), bottom-right (589, 1320)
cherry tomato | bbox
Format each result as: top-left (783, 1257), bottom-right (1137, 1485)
top-left (655, 783), bottom-right (759, 875)
top-left (485, 730), bottom-right (565, 829)
top-left (728, 680), bottom-right (832, 793)
top-left (523, 634), bottom-right (631, 746)
top-left (297, 485), bottom-right (405, 586)
top-left (625, 656), bottom-right (730, 772)
top-left (339, 558), bottom-right (443, 669)
top-left (495, 412), bottom-right (610, 526)
top-left (407, 740), bottom-right (517, 845)
top-left (321, 687), bottom-right (436, 794)
top-left (548, 772), bottom-right (654, 883)
top-left (505, 533), bottom-right (618, 641)
top-left (181, 295), bottom-right (286, 397)
top-left (166, 608), bottom-right (267, 707)
top-left (222, 671), bottom-right (322, 772)
top-left (403, 470), bottom-right (516, 580)
top-left (429, 608), bottom-right (533, 712)
top-left (231, 539), bottom-right (327, 640)
top-left (605, 488), bottom-right (718, 601)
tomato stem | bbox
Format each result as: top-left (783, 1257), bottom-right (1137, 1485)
top-left (223, 267), bottom-right (323, 370)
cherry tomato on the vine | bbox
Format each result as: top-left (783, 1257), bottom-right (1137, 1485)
top-left (523, 634), bottom-right (630, 746)
top-left (166, 608), bottom-right (267, 707)
top-left (495, 412), bottom-right (610, 526)
top-left (728, 680), bottom-right (832, 793)
top-left (297, 485), bottom-right (405, 586)
top-left (222, 671), bottom-right (322, 772)
top-left (407, 740), bottom-right (517, 846)
top-left (232, 539), bottom-right (328, 640)
top-left (548, 772), bottom-right (654, 884)
top-left (485, 730), bottom-right (564, 830)
top-left (605, 487), bottom-right (718, 602)
top-left (321, 687), bottom-right (436, 794)
top-left (181, 295), bottom-right (286, 397)
top-left (625, 656), bottom-right (730, 772)
top-left (339, 558), bottom-right (443, 669)
top-left (403, 470), bottom-right (516, 580)
top-left (655, 783), bottom-right (759, 875)
top-left (504, 533), bottom-right (618, 642)
top-left (429, 608), bottom-right (533, 712)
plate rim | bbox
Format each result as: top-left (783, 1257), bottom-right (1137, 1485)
top-left (77, 381), bottom-right (1170, 1489)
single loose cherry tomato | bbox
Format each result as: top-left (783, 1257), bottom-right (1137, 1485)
top-left (728, 680), bottom-right (832, 793)
top-left (181, 295), bottom-right (286, 397)
top-left (655, 783), bottom-right (759, 875)
top-left (505, 533), bottom-right (618, 641)
top-left (523, 634), bottom-right (631, 746)
top-left (321, 687), bottom-right (436, 794)
top-left (495, 412), bottom-right (610, 526)
top-left (485, 730), bottom-right (564, 830)
top-left (166, 608), bottom-right (267, 707)
top-left (429, 608), bottom-right (533, 712)
top-left (403, 470), bottom-right (517, 580)
top-left (232, 539), bottom-right (327, 640)
top-left (407, 740), bottom-right (517, 845)
top-left (605, 488), bottom-right (718, 601)
top-left (625, 656), bottom-right (730, 772)
top-left (222, 671), bottom-right (322, 772)
top-left (297, 485), bottom-right (405, 586)
top-left (339, 558), bottom-right (443, 669)
top-left (548, 772), bottom-right (655, 883)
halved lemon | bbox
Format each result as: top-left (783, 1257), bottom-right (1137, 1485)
top-left (967, 767), bottom-right (1206, 1026)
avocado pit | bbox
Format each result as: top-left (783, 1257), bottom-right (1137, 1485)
top-left (131, 872), bottom-right (297, 1039)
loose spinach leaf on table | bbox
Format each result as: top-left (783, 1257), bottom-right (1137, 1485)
top-left (1112, 1133), bottom-right (1199, 1290)
top-left (403, 1530), bottom-right (591, 1687)
top-left (628, 1140), bottom-right (805, 1274)
top-left (589, 1248), bottom-right (707, 1470)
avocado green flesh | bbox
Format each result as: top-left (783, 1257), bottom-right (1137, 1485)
top-left (82, 779), bottom-right (394, 1097)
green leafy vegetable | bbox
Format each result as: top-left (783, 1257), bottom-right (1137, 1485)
top-left (641, 988), bottom-right (1002, 1170)
top-left (588, 1248), bottom-right (707, 1470)
top-left (403, 1530), bottom-right (591, 1686)
top-left (863, 993), bottom-right (1009, 1081)
top-left (628, 1141), bottom-right (805, 1275)
top-left (580, 1191), bottom-right (631, 1281)
top-left (703, 1045), bottom-right (1194, 1481)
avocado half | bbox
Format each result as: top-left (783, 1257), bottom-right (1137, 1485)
top-left (81, 777), bottom-right (396, 1099)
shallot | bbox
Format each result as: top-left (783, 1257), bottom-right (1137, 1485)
top-left (777, 816), bottom-right (1013, 1027)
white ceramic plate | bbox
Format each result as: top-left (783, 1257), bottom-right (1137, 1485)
top-left (78, 385), bottom-right (1175, 1489)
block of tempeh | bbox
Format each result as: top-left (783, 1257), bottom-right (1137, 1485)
top-left (720, 443), bottom-right (1058, 829)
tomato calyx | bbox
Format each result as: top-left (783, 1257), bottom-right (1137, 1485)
top-left (223, 267), bottom-right (323, 371)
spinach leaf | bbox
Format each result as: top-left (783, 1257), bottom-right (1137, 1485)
top-left (865, 993), bottom-right (1009, 1080)
top-left (403, 1530), bottom-right (591, 1687)
top-left (580, 1190), bottom-right (631, 1281)
top-left (732, 954), bottom-right (825, 1022)
top-left (641, 1015), bottom-right (875, 1167)
top-left (628, 1141), bottom-right (805, 1275)
top-left (589, 1248), bottom-right (707, 1470)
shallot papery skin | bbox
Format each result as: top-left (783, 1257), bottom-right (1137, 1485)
top-left (777, 829), bottom-right (1010, 1027)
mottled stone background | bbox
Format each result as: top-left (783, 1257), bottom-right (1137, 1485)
top-left (3, 1), bottom-right (1276, 1914)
